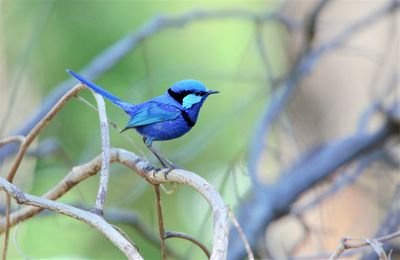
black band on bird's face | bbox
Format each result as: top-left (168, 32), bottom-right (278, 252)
top-left (181, 110), bottom-right (195, 127)
top-left (168, 88), bottom-right (186, 104)
top-left (168, 88), bottom-right (206, 104)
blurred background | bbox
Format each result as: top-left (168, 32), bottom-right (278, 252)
top-left (0, 0), bottom-right (399, 259)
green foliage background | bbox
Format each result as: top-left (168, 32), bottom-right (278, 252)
top-left (1, 0), bottom-right (285, 258)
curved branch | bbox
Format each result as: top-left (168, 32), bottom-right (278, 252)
top-left (164, 231), bottom-right (210, 258)
top-left (0, 177), bottom-right (142, 260)
top-left (329, 230), bottom-right (400, 260)
top-left (6, 84), bottom-right (85, 183)
top-left (230, 105), bottom-right (400, 259)
top-left (2, 84), bottom-right (85, 260)
top-left (0, 148), bottom-right (229, 259)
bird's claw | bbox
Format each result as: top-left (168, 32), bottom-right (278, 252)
top-left (163, 167), bottom-right (176, 179)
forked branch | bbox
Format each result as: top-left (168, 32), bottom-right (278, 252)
top-left (0, 148), bottom-right (229, 259)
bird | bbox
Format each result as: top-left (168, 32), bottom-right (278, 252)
top-left (66, 69), bottom-right (218, 168)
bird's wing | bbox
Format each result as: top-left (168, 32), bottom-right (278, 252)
top-left (124, 102), bottom-right (180, 129)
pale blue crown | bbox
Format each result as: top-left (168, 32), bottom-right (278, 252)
top-left (169, 79), bottom-right (208, 93)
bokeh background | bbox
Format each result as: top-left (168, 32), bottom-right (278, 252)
top-left (1, 1), bottom-right (279, 258)
top-left (0, 0), bottom-right (399, 259)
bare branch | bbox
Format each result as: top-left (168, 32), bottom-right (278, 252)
top-left (291, 150), bottom-right (385, 215)
top-left (230, 102), bottom-right (400, 259)
top-left (103, 208), bottom-right (167, 252)
top-left (361, 186), bottom-right (400, 259)
top-left (247, 0), bottom-right (399, 187)
top-left (227, 207), bottom-right (254, 260)
top-left (301, 0), bottom-right (332, 54)
top-left (154, 185), bottom-right (167, 260)
top-left (165, 231), bottom-right (210, 259)
top-left (1, 139), bottom-right (23, 260)
top-left (0, 177), bottom-right (142, 259)
top-left (92, 92), bottom-right (110, 216)
top-left (2, 84), bottom-right (85, 260)
top-left (5, 84), bottom-right (85, 183)
top-left (329, 230), bottom-right (400, 260)
top-left (0, 148), bottom-right (229, 259)
top-left (0, 136), bottom-right (26, 148)
top-left (255, 22), bottom-right (275, 86)
top-left (0, 2), bottom-right (54, 137)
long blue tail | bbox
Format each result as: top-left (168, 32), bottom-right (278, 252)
top-left (67, 70), bottom-right (134, 113)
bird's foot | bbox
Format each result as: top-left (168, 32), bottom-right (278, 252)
top-left (162, 167), bottom-right (175, 179)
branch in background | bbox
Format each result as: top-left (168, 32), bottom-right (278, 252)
top-left (247, 0), bottom-right (399, 187)
top-left (301, 0), bottom-right (332, 54)
top-left (229, 103), bottom-right (400, 259)
top-left (103, 208), bottom-right (177, 256)
top-left (1, 84), bottom-right (85, 260)
top-left (0, 1), bottom-right (54, 137)
top-left (329, 230), bottom-right (400, 260)
top-left (291, 150), bottom-right (385, 215)
top-left (92, 92), bottom-right (111, 216)
top-left (5, 84), bottom-right (85, 183)
top-left (0, 7), bottom-right (289, 164)
top-left (165, 231), bottom-right (210, 259)
top-left (248, 0), bottom-right (333, 186)
top-left (0, 204), bottom-right (182, 258)
top-left (0, 136), bottom-right (26, 148)
top-left (255, 22), bottom-right (275, 87)
top-left (0, 148), bottom-right (229, 259)
top-left (227, 207), bottom-right (254, 260)
top-left (361, 186), bottom-right (400, 260)
top-left (0, 177), bottom-right (142, 260)
top-left (357, 74), bottom-right (399, 134)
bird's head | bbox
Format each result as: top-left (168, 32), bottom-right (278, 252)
top-left (167, 80), bottom-right (219, 109)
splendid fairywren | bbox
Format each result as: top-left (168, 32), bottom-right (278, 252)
top-left (67, 70), bottom-right (218, 167)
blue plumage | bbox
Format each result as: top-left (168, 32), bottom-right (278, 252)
top-left (67, 70), bottom-right (218, 147)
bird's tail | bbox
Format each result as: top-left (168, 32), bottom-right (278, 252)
top-left (67, 69), bottom-right (134, 113)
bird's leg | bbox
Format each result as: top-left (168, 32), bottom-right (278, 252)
top-left (143, 137), bottom-right (177, 174)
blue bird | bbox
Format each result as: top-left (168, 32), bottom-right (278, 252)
top-left (67, 70), bottom-right (218, 167)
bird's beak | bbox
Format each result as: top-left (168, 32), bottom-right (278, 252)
top-left (207, 90), bottom-right (219, 95)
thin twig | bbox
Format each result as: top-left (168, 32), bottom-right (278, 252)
top-left (75, 95), bottom-right (139, 151)
top-left (103, 208), bottom-right (178, 257)
top-left (0, 148), bottom-right (229, 259)
top-left (154, 185), bottom-right (167, 260)
top-left (0, 1), bottom-right (54, 136)
top-left (255, 22), bottom-right (275, 86)
top-left (231, 101), bottom-right (400, 258)
top-left (23, 205), bottom-right (182, 259)
top-left (92, 92), bottom-right (110, 216)
top-left (0, 136), bottom-right (26, 148)
top-left (235, 2), bottom-right (400, 258)
top-left (301, 0), bottom-right (332, 54)
top-left (247, 0), bottom-right (399, 186)
top-left (5, 84), bottom-right (85, 183)
top-left (227, 207), bottom-right (254, 260)
top-left (164, 231), bottom-right (210, 259)
top-left (2, 84), bottom-right (85, 260)
top-left (0, 177), bottom-right (142, 260)
top-left (329, 230), bottom-right (400, 260)
top-left (1, 195), bottom-right (11, 260)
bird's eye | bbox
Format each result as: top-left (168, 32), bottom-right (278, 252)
top-left (194, 91), bottom-right (201, 96)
